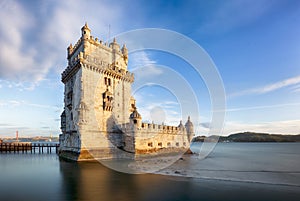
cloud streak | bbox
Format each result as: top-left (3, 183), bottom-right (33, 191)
top-left (134, 96), bottom-right (181, 125)
top-left (129, 51), bottom-right (163, 79)
top-left (0, 99), bottom-right (61, 110)
top-left (226, 102), bottom-right (300, 112)
top-left (229, 75), bottom-right (300, 98)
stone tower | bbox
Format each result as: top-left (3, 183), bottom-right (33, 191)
top-left (59, 23), bottom-right (134, 160)
top-left (59, 23), bottom-right (194, 161)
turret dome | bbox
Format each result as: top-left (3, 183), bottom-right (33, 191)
top-left (185, 116), bottom-right (193, 127)
top-left (130, 107), bottom-right (141, 119)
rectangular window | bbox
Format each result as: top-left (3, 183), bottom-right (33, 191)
top-left (158, 142), bottom-right (162, 147)
top-left (67, 91), bottom-right (73, 101)
top-left (148, 142), bottom-right (153, 147)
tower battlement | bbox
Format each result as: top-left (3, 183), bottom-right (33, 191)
top-left (62, 23), bottom-right (130, 83)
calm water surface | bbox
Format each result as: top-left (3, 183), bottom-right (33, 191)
top-left (0, 143), bottom-right (299, 201)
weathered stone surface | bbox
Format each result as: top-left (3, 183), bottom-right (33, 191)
top-left (59, 23), bottom-right (195, 161)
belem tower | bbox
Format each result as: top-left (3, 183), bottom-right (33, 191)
top-left (59, 23), bottom-right (194, 161)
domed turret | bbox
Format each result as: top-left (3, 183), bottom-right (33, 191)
top-left (81, 22), bottom-right (91, 40)
top-left (130, 107), bottom-right (142, 128)
top-left (121, 44), bottom-right (128, 56)
top-left (109, 37), bottom-right (120, 51)
top-left (178, 120), bottom-right (184, 130)
top-left (121, 44), bottom-right (128, 64)
top-left (185, 116), bottom-right (194, 142)
top-left (67, 43), bottom-right (73, 57)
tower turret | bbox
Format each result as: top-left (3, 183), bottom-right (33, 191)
top-left (81, 22), bottom-right (91, 40)
top-left (121, 44), bottom-right (128, 64)
top-left (178, 120), bottom-right (184, 130)
top-left (67, 43), bottom-right (73, 59)
top-left (185, 116), bottom-right (194, 142)
top-left (109, 37), bottom-right (120, 51)
top-left (129, 107), bottom-right (142, 128)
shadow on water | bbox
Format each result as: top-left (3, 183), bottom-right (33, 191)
top-left (59, 159), bottom-right (194, 201)
top-left (59, 158), bottom-right (300, 201)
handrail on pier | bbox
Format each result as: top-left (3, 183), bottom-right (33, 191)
top-left (0, 143), bottom-right (60, 154)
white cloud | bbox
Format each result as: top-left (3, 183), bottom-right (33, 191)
top-left (223, 120), bottom-right (300, 135)
top-left (0, 79), bottom-right (38, 91)
top-left (130, 51), bottom-right (157, 68)
top-left (229, 75), bottom-right (300, 98)
top-left (0, 0), bottom-right (125, 87)
top-left (0, 99), bottom-right (61, 110)
top-left (226, 102), bottom-right (300, 112)
top-left (135, 100), bottom-right (182, 126)
top-left (291, 84), bottom-right (300, 93)
top-left (0, 1), bottom-right (37, 81)
top-left (129, 51), bottom-right (163, 78)
top-left (9, 100), bottom-right (24, 107)
top-left (294, 88), bottom-right (300, 93)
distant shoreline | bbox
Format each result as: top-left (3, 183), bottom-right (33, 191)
top-left (0, 136), bottom-right (59, 143)
top-left (192, 132), bottom-right (300, 143)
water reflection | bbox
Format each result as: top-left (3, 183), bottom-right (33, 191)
top-left (1, 144), bottom-right (300, 201)
top-left (59, 159), bottom-right (192, 201)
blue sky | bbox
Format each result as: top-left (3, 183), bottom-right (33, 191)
top-left (0, 0), bottom-right (300, 137)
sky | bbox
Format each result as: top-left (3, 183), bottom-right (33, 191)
top-left (0, 0), bottom-right (300, 137)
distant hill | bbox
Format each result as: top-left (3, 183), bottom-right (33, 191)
top-left (192, 132), bottom-right (300, 142)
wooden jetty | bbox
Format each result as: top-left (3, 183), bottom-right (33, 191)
top-left (0, 142), bottom-right (59, 154)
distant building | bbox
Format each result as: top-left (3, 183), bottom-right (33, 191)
top-left (59, 23), bottom-right (194, 161)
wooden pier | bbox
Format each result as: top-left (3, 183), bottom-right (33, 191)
top-left (0, 143), bottom-right (59, 154)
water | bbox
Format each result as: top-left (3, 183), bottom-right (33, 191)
top-left (179, 142), bottom-right (300, 186)
top-left (0, 143), bottom-right (299, 201)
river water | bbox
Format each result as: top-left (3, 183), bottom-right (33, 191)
top-left (0, 143), bottom-right (299, 201)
